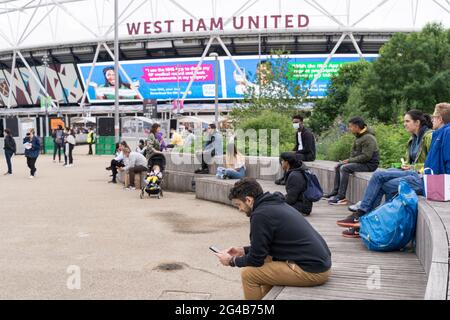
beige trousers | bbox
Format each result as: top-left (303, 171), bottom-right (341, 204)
top-left (241, 257), bottom-right (331, 300)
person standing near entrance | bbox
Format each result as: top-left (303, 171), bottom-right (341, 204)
top-left (23, 128), bottom-right (40, 179)
top-left (64, 129), bottom-right (76, 167)
top-left (3, 128), bottom-right (16, 175)
top-left (52, 125), bottom-right (64, 163)
top-left (87, 127), bottom-right (95, 155)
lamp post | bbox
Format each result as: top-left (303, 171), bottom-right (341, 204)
top-left (209, 52), bottom-right (219, 128)
top-left (114, 0), bottom-right (120, 143)
top-left (42, 54), bottom-right (50, 137)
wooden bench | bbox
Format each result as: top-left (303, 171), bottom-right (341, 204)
top-left (161, 153), bottom-right (450, 299)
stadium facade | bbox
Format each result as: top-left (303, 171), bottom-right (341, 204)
top-left (0, 0), bottom-right (448, 131)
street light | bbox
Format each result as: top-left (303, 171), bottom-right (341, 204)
top-left (209, 52), bottom-right (219, 128)
top-left (42, 54), bottom-right (50, 137)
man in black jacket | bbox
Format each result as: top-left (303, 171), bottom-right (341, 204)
top-left (215, 178), bottom-right (331, 300)
top-left (3, 128), bottom-right (16, 175)
top-left (280, 152), bottom-right (313, 216)
top-left (275, 115), bottom-right (316, 185)
top-left (292, 115), bottom-right (316, 162)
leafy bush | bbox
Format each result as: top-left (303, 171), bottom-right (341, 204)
top-left (373, 123), bottom-right (410, 167)
top-left (237, 110), bottom-right (294, 156)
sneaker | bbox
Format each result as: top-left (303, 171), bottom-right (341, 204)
top-left (124, 186), bottom-right (136, 191)
top-left (337, 214), bottom-right (360, 228)
top-left (29, 175), bottom-right (34, 179)
top-left (4, 172), bottom-right (12, 176)
top-left (328, 196), bottom-right (348, 205)
top-left (195, 168), bottom-right (209, 174)
top-left (348, 201), bottom-right (362, 212)
top-left (322, 192), bottom-right (337, 200)
top-left (342, 227), bottom-right (360, 238)
top-left (108, 180), bottom-right (117, 184)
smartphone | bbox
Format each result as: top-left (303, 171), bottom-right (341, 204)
top-left (209, 246), bottom-right (221, 253)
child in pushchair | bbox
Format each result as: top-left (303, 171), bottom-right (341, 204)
top-left (140, 163), bottom-right (164, 199)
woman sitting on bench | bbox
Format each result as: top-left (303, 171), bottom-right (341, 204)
top-left (216, 140), bottom-right (246, 179)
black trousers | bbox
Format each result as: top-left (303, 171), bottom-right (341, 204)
top-left (111, 159), bottom-right (124, 182)
top-left (26, 157), bottom-right (37, 176)
top-left (88, 143), bottom-right (93, 155)
top-left (53, 142), bottom-right (63, 161)
top-left (68, 144), bottom-right (74, 164)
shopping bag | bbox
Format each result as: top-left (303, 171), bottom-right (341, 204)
top-left (423, 168), bottom-right (450, 202)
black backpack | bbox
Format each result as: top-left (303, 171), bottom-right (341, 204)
top-left (301, 169), bottom-right (323, 202)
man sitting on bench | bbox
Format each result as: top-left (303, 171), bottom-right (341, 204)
top-left (121, 148), bottom-right (148, 191)
top-left (214, 178), bottom-right (331, 300)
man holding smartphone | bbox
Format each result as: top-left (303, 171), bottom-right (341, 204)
top-left (214, 178), bottom-right (332, 300)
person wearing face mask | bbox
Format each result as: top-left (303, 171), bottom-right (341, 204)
top-left (214, 178), bottom-right (331, 300)
top-left (275, 115), bottom-right (316, 185)
top-left (23, 128), bottom-right (40, 179)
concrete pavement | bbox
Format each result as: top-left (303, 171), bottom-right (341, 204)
top-left (0, 145), bottom-right (248, 299)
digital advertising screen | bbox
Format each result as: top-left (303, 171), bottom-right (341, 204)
top-left (78, 54), bottom-right (377, 103)
top-left (77, 58), bottom-right (224, 103)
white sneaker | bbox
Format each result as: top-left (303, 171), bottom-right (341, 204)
top-left (348, 201), bottom-right (362, 212)
top-left (4, 172), bottom-right (12, 176)
top-left (29, 175), bottom-right (34, 179)
top-left (124, 186), bottom-right (136, 191)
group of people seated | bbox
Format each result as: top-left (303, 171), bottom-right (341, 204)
top-left (214, 102), bottom-right (450, 301)
top-left (106, 123), bottom-right (167, 191)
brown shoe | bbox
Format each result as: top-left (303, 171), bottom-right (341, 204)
top-left (342, 227), bottom-right (360, 238)
top-left (336, 214), bottom-right (360, 228)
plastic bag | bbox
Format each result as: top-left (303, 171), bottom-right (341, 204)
top-left (359, 180), bottom-right (418, 252)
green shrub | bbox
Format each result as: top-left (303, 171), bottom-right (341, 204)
top-left (237, 110), bottom-right (294, 156)
top-left (373, 123), bottom-right (410, 167)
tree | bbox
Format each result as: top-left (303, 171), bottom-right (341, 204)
top-left (360, 23), bottom-right (450, 122)
top-left (308, 60), bottom-right (371, 133)
top-left (230, 50), bottom-right (307, 122)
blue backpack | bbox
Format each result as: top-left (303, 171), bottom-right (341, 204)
top-left (302, 169), bottom-right (323, 202)
top-left (359, 180), bottom-right (418, 252)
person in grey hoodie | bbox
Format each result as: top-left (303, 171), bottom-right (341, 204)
top-left (121, 147), bottom-right (148, 190)
top-left (3, 128), bottom-right (16, 175)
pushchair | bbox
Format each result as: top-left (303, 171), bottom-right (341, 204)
top-left (140, 172), bottom-right (163, 199)
top-left (140, 153), bottom-right (166, 199)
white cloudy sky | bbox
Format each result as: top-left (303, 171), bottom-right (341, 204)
top-left (0, 0), bottom-right (449, 52)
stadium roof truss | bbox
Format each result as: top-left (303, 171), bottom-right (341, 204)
top-left (0, 0), bottom-right (449, 109)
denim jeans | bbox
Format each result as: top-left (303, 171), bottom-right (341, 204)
top-left (5, 150), bottom-right (14, 174)
top-left (332, 163), bottom-right (376, 198)
top-left (359, 169), bottom-right (424, 214)
top-left (216, 166), bottom-right (246, 179)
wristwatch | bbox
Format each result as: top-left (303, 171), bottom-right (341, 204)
top-left (229, 257), bottom-right (236, 267)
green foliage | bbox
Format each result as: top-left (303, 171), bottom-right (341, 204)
top-left (373, 123), bottom-right (410, 167)
top-left (310, 23), bottom-right (450, 131)
top-left (309, 60), bottom-right (371, 133)
top-left (236, 110), bottom-right (294, 156)
top-left (359, 23), bottom-right (450, 122)
top-left (231, 49), bottom-right (307, 122)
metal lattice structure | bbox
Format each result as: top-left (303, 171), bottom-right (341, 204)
top-left (0, 0), bottom-right (448, 109)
